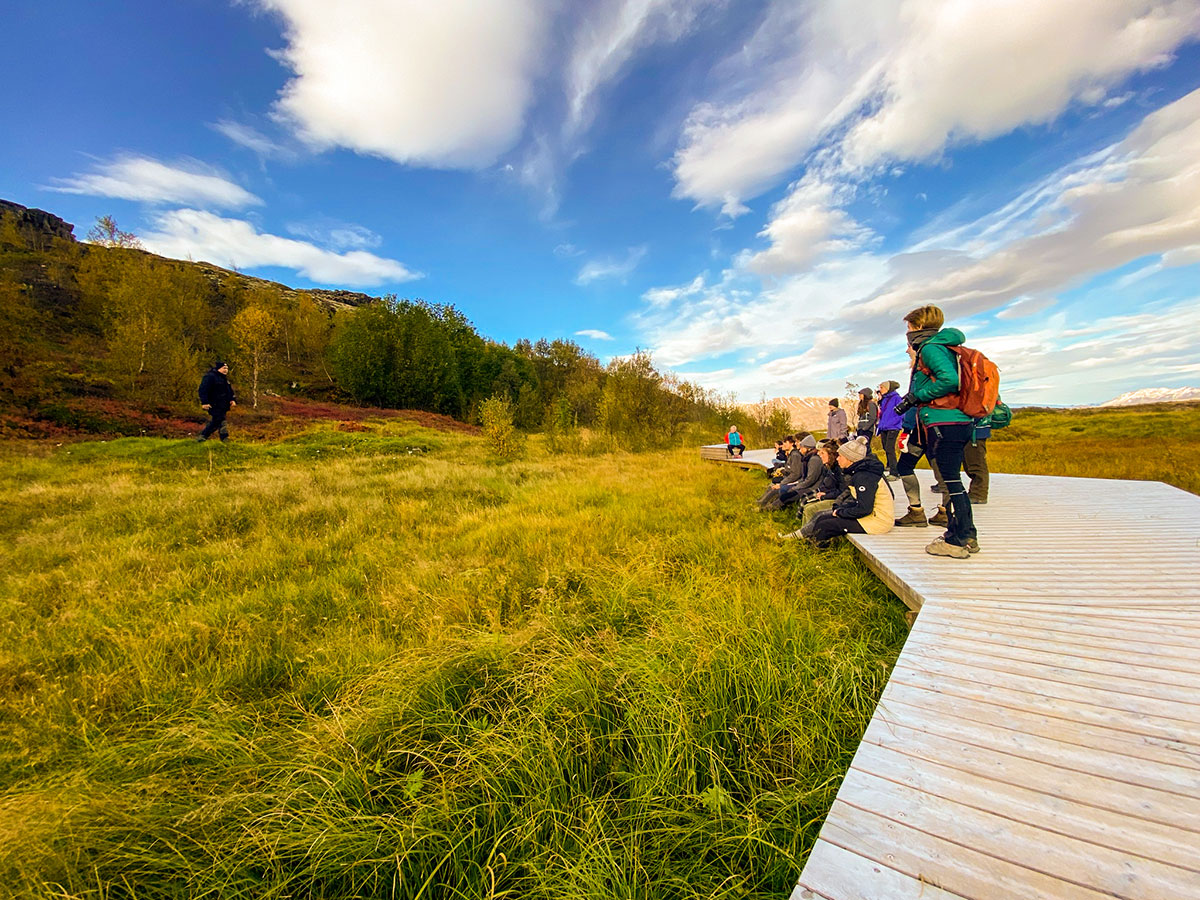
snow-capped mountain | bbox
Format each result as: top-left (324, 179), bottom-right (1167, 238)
top-left (1099, 387), bottom-right (1200, 407)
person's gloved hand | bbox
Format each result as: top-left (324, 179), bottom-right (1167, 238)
top-left (894, 392), bottom-right (918, 415)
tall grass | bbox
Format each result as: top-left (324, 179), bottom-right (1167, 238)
top-left (989, 402), bottom-right (1200, 495)
top-left (0, 422), bottom-right (907, 898)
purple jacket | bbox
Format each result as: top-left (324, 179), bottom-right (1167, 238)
top-left (877, 390), bottom-right (903, 432)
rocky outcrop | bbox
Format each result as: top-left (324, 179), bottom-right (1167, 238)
top-left (189, 262), bottom-right (375, 311)
top-left (0, 198), bottom-right (76, 242)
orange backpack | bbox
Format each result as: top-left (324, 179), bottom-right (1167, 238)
top-left (920, 345), bottom-right (1000, 419)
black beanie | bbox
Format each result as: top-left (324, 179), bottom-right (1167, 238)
top-left (213, 359), bottom-right (227, 369)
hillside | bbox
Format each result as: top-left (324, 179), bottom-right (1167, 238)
top-left (0, 198), bottom-right (728, 446)
top-left (1100, 386), bottom-right (1200, 406)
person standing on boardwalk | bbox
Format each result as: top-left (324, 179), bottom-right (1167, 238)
top-left (826, 398), bottom-right (849, 443)
top-left (876, 380), bottom-right (903, 477)
top-left (197, 360), bottom-right (237, 442)
top-left (964, 413), bottom-right (991, 504)
top-left (894, 305), bottom-right (978, 558)
top-left (855, 387), bottom-right (879, 449)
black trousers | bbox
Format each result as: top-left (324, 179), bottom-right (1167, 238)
top-left (800, 510), bottom-right (866, 546)
top-left (879, 429), bottom-right (899, 473)
top-left (200, 409), bottom-right (229, 440)
top-left (928, 423), bottom-right (976, 546)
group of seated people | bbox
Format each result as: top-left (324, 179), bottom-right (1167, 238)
top-left (755, 432), bottom-right (896, 544)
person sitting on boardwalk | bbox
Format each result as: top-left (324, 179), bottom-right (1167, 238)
top-left (855, 388), bottom-right (879, 449)
top-left (786, 440), bottom-right (846, 531)
top-left (826, 398), bottom-right (849, 443)
top-left (726, 426), bottom-right (745, 457)
top-left (782, 437), bottom-right (893, 544)
top-left (767, 439), bottom-right (788, 475)
top-left (759, 434), bottom-right (821, 510)
top-left (876, 380), bottom-right (903, 477)
top-left (893, 305), bottom-right (979, 558)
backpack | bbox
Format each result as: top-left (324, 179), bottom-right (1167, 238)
top-left (920, 345), bottom-right (1000, 419)
top-left (989, 400), bottom-right (1012, 429)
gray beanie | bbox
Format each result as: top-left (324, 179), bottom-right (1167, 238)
top-left (798, 434), bottom-right (817, 449)
top-left (838, 436), bottom-right (869, 463)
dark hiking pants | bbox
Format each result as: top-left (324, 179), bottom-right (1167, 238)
top-left (879, 429), bottom-right (899, 474)
top-left (964, 437), bottom-right (989, 503)
top-left (200, 410), bottom-right (229, 440)
top-left (800, 510), bottom-right (866, 546)
top-left (928, 424), bottom-right (976, 547)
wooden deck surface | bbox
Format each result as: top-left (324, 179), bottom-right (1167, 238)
top-left (790, 470), bottom-right (1200, 900)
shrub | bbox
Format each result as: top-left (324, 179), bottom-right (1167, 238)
top-left (479, 394), bottom-right (524, 458)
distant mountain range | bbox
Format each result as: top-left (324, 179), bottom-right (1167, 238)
top-left (747, 387), bottom-right (1200, 426)
top-left (1100, 387), bottom-right (1200, 407)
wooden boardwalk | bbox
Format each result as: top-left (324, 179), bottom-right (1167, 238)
top-left (785, 470), bottom-right (1200, 899)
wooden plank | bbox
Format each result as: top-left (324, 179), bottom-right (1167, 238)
top-left (794, 840), bottom-right (968, 900)
top-left (832, 770), bottom-right (1200, 898)
top-left (860, 715), bottom-right (1200, 834)
top-left (895, 644), bottom-right (1200, 726)
top-left (880, 680), bottom-right (1200, 773)
top-left (889, 662), bottom-right (1200, 747)
top-left (817, 801), bottom-right (1116, 900)
top-left (933, 606), bottom-right (1200, 652)
top-left (899, 635), bottom-right (1200, 711)
top-left (870, 697), bottom-right (1200, 798)
top-left (850, 740), bottom-right (1200, 874)
top-left (913, 618), bottom-right (1200, 677)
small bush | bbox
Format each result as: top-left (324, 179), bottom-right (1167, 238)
top-left (479, 394), bottom-right (524, 458)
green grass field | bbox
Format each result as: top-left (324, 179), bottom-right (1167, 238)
top-left (0, 423), bottom-right (908, 899)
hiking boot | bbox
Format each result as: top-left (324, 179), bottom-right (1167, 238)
top-left (966, 538), bottom-right (980, 554)
top-left (885, 474), bottom-right (900, 482)
top-left (927, 507), bottom-right (949, 527)
top-left (895, 506), bottom-right (929, 527)
top-left (778, 529), bottom-right (802, 540)
top-left (194, 434), bottom-right (207, 442)
top-left (926, 537), bottom-right (970, 559)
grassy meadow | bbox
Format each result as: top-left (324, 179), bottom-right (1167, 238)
top-left (987, 402), bottom-right (1200, 495)
top-left (0, 422), bottom-right (908, 899)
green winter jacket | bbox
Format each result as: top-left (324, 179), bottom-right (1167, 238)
top-left (911, 328), bottom-right (974, 427)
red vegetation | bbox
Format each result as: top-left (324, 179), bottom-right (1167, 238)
top-left (2, 395), bottom-right (479, 441)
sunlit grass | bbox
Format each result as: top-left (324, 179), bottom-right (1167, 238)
top-left (0, 422), bottom-right (907, 899)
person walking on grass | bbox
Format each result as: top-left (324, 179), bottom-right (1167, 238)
top-left (855, 387), bottom-right (879, 450)
top-left (779, 437), bottom-right (893, 545)
top-left (827, 398), bottom-right (849, 443)
top-left (893, 305), bottom-right (978, 559)
top-left (197, 360), bottom-right (236, 442)
top-left (876, 380), bottom-right (903, 477)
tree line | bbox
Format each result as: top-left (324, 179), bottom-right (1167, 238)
top-left (1, 212), bottom-right (783, 447)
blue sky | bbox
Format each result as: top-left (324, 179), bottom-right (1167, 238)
top-left (4, 0), bottom-right (1200, 405)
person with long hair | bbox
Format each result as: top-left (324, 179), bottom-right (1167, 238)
top-left (893, 305), bottom-right (979, 558)
top-left (855, 387), bottom-right (879, 450)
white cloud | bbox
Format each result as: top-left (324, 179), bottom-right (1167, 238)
top-left (286, 219), bottom-right (383, 251)
top-left (47, 156), bottom-right (261, 209)
top-left (644, 87), bottom-right (1200, 401)
top-left (642, 275), bottom-right (706, 306)
top-left (575, 329), bottom-right (615, 340)
top-left (258, 0), bottom-right (547, 168)
top-left (741, 175), bottom-right (872, 275)
top-left (211, 119), bottom-right (295, 159)
top-left (141, 209), bottom-right (421, 287)
top-left (672, 0), bottom-right (1200, 210)
top-left (576, 245), bottom-right (648, 284)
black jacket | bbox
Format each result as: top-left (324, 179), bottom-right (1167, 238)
top-left (779, 449), bottom-right (822, 489)
top-left (199, 368), bottom-right (236, 412)
top-left (833, 456), bottom-right (887, 520)
top-left (812, 461), bottom-right (844, 499)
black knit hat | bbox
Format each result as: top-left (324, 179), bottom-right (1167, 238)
top-left (213, 359), bottom-right (227, 369)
